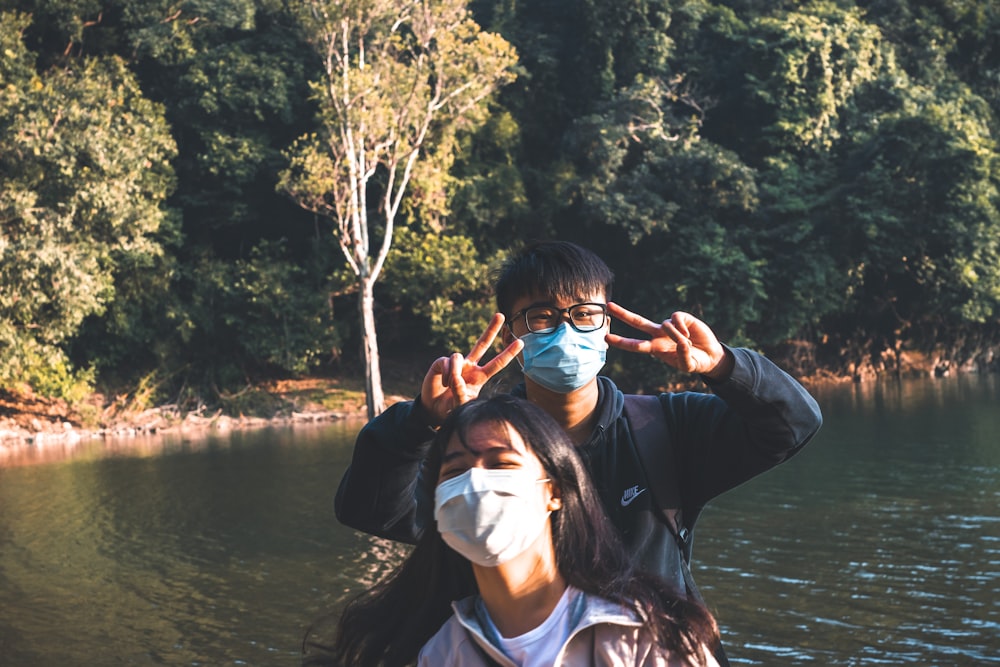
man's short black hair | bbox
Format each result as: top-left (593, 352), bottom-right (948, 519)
top-left (495, 241), bottom-right (615, 317)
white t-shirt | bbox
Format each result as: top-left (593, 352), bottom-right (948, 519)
top-left (481, 586), bottom-right (579, 667)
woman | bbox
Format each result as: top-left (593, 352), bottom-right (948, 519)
top-left (306, 395), bottom-right (719, 666)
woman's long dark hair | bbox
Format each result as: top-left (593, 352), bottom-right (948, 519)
top-left (304, 395), bottom-right (719, 666)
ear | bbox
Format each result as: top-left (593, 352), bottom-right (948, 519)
top-left (546, 483), bottom-right (563, 511)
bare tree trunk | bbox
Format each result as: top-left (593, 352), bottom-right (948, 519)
top-left (359, 277), bottom-right (385, 418)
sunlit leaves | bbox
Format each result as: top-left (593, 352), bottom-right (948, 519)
top-left (379, 227), bottom-right (496, 351)
top-left (0, 11), bottom-right (176, 395)
top-left (281, 0), bottom-right (517, 276)
top-left (742, 2), bottom-right (887, 152)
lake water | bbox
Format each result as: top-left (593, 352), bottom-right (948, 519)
top-left (0, 375), bottom-right (997, 665)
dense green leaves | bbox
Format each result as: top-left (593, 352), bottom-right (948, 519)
top-left (379, 227), bottom-right (499, 352)
top-left (828, 78), bottom-right (1000, 368)
top-left (2, 0), bottom-right (1000, 401)
top-left (0, 11), bottom-right (177, 396)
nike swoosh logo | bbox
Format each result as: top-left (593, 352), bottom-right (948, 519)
top-left (620, 486), bottom-right (647, 507)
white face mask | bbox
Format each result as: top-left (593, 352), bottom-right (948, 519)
top-left (434, 468), bottom-right (552, 567)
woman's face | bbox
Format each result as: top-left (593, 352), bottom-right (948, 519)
top-left (438, 421), bottom-right (548, 484)
top-left (433, 419), bottom-right (563, 568)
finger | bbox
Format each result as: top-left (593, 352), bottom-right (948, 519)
top-left (605, 333), bottom-right (654, 355)
top-left (676, 334), bottom-right (693, 363)
top-left (659, 320), bottom-right (689, 346)
top-left (446, 353), bottom-right (465, 390)
top-left (466, 314), bottom-right (505, 364)
top-left (606, 302), bottom-right (665, 336)
top-left (669, 311), bottom-right (693, 338)
top-left (452, 371), bottom-right (471, 403)
top-left (422, 357), bottom-right (450, 396)
top-left (481, 337), bottom-right (524, 377)
top-left (664, 328), bottom-right (696, 370)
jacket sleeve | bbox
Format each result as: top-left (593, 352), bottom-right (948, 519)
top-left (333, 397), bottom-right (438, 544)
top-left (663, 346), bottom-right (823, 509)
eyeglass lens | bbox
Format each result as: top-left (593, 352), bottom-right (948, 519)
top-left (524, 303), bottom-right (606, 333)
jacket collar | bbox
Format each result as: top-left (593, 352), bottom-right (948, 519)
top-left (510, 377), bottom-right (624, 450)
top-left (587, 376), bottom-right (623, 447)
top-left (449, 587), bottom-right (643, 659)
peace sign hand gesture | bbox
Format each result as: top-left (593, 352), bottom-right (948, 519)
top-left (420, 314), bottom-right (524, 426)
top-left (605, 303), bottom-right (733, 381)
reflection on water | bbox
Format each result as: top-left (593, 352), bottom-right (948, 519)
top-left (696, 374), bottom-right (1000, 665)
top-left (0, 428), bottom-right (286, 468)
top-left (1, 376), bottom-right (998, 666)
top-left (0, 421), bottom-right (387, 665)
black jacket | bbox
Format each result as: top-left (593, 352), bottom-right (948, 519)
top-left (335, 346), bottom-right (822, 594)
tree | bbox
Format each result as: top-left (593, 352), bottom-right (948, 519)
top-left (828, 76), bottom-right (1000, 376)
top-left (558, 77), bottom-right (763, 390)
top-left (377, 227), bottom-right (499, 353)
top-left (665, 3), bottom-right (899, 356)
top-left (0, 11), bottom-right (177, 398)
top-left (279, 0), bottom-right (517, 417)
top-left (116, 0), bottom-right (332, 388)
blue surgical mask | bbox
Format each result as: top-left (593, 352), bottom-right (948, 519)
top-left (519, 323), bottom-right (608, 393)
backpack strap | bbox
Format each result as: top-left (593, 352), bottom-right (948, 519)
top-left (623, 394), bottom-right (732, 666)
top-left (622, 395), bottom-right (698, 581)
top-left (622, 395), bottom-right (688, 540)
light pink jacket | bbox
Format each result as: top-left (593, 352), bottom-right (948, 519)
top-left (418, 590), bottom-right (720, 667)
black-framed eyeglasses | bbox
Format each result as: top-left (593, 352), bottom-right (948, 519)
top-left (510, 302), bottom-right (609, 335)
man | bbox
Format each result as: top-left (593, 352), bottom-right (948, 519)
top-left (335, 241), bottom-right (822, 664)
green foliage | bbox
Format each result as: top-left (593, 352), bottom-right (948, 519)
top-left (560, 76), bottom-right (763, 343)
top-left (56, 0), bottom-right (323, 393)
top-left (280, 0), bottom-right (517, 414)
top-left (280, 0), bottom-right (518, 261)
top-left (379, 227), bottom-right (497, 352)
top-left (681, 1), bottom-right (888, 161)
top-left (741, 2), bottom-right (886, 151)
top-left (2, 0), bottom-right (1000, 399)
top-left (116, 0), bottom-right (261, 63)
top-left (0, 11), bottom-right (177, 398)
top-left (69, 212), bottom-right (183, 383)
top-left (0, 334), bottom-right (96, 403)
top-left (29, 0), bottom-right (317, 266)
top-left (447, 110), bottom-right (531, 244)
top-left (173, 239), bottom-right (341, 385)
top-left (217, 240), bottom-right (339, 375)
top-left (833, 78), bottom-right (1000, 344)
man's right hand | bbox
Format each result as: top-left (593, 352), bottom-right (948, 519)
top-left (419, 314), bottom-right (524, 426)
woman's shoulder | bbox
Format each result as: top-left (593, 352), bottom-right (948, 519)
top-left (569, 589), bottom-right (642, 627)
top-left (565, 591), bottom-right (719, 667)
top-left (417, 614), bottom-right (464, 665)
top-left (570, 622), bottom-right (718, 667)
top-left (418, 614), bottom-right (477, 666)
top-left (417, 599), bottom-right (512, 667)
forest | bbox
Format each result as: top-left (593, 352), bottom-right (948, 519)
top-left (1, 0), bottom-right (999, 413)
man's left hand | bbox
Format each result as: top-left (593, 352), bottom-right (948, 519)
top-left (605, 303), bottom-right (733, 381)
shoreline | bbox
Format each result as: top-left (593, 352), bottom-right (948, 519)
top-left (0, 406), bottom-right (366, 448)
top-left (0, 379), bottom-right (401, 451)
top-left (2, 358), bottom-right (986, 452)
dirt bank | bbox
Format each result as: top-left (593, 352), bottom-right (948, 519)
top-left (0, 378), bottom-right (413, 450)
top-left (0, 349), bottom-right (962, 452)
